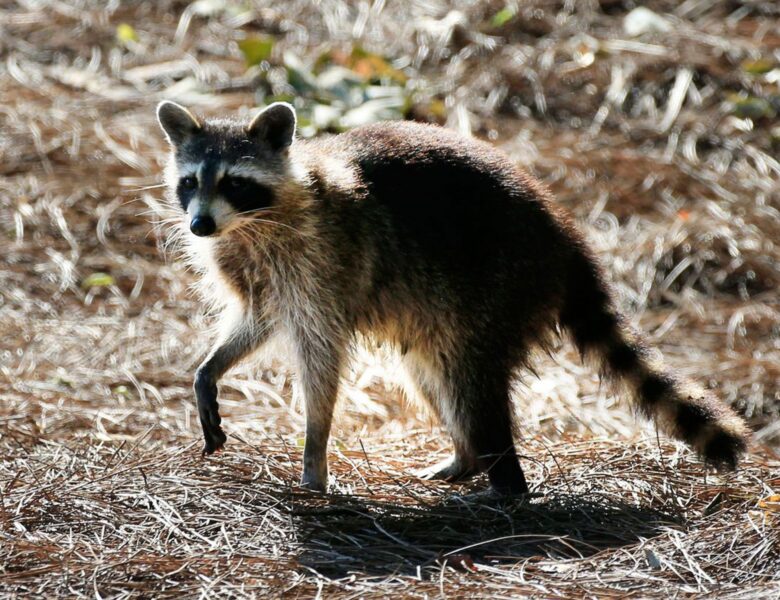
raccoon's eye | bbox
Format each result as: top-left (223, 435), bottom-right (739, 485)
top-left (180, 175), bottom-right (198, 190)
top-left (218, 175), bottom-right (274, 213)
top-left (223, 176), bottom-right (246, 191)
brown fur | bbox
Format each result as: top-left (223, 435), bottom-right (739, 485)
top-left (157, 102), bottom-right (749, 494)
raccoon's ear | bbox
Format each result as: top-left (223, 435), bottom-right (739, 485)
top-left (247, 102), bottom-right (296, 151)
top-left (157, 101), bottom-right (201, 146)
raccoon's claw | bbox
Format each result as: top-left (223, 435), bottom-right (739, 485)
top-left (198, 402), bottom-right (227, 455)
top-left (194, 369), bottom-right (227, 456)
top-left (201, 425), bottom-right (227, 456)
top-left (193, 368), bottom-right (227, 456)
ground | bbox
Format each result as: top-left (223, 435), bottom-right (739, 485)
top-left (1, 1), bottom-right (779, 598)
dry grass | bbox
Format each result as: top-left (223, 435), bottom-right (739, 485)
top-left (1, 1), bottom-right (779, 597)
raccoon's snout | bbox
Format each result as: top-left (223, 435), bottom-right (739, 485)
top-left (187, 196), bottom-right (236, 237)
top-left (190, 215), bottom-right (217, 237)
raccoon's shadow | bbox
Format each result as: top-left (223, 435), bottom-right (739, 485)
top-left (290, 488), bottom-right (680, 578)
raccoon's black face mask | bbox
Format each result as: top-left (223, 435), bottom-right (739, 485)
top-left (157, 101), bottom-right (297, 237)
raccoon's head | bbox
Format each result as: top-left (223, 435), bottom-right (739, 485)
top-left (157, 101), bottom-right (298, 237)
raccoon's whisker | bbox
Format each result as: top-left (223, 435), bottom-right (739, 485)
top-left (233, 227), bottom-right (270, 250)
top-left (238, 233), bottom-right (276, 267)
top-left (124, 183), bottom-right (167, 192)
top-left (138, 209), bottom-right (177, 219)
top-left (233, 216), bottom-right (306, 236)
top-left (236, 229), bottom-right (261, 248)
top-left (253, 219), bottom-right (307, 236)
top-left (234, 207), bottom-right (283, 217)
top-left (151, 217), bottom-right (183, 227)
top-left (117, 197), bottom-right (146, 208)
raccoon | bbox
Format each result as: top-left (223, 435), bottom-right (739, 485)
top-left (156, 100), bottom-right (749, 494)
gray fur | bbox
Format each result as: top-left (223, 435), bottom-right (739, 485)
top-left (157, 102), bottom-right (749, 494)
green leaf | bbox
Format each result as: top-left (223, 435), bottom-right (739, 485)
top-left (770, 125), bottom-right (780, 146)
top-left (284, 52), bottom-right (318, 94)
top-left (238, 36), bottom-right (274, 67)
top-left (729, 95), bottom-right (775, 119)
top-left (82, 272), bottom-right (115, 289)
top-left (116, 23), bottom-right (138, 44)
top-left (741, 59), bottom-right (774, 75)
top-left (349, 47), bottom-right (406, 84)
top-left (316, 66), bottom-right (363, 103)
top-left (51, 376), bottom-right (73, 388)
top-left (491, 6), bottom-right (516, 28)
top-left (266, 93), bottom-right (295, 105)
top-left (428, 98), bottom-right (447, 119)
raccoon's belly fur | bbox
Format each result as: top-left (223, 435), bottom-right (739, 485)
top-left (179, 117), bottom-right (748, 494)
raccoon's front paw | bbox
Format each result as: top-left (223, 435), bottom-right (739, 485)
top-left (194, 369), bottom-right (227, 456)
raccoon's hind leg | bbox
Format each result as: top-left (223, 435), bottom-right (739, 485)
top-left (404, 355), bottom-right (478, 482)
top-left (446, 346), bottom-right (529, 495)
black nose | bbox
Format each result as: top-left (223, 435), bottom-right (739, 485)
top-left (190, 215), bottom-right (217, 237)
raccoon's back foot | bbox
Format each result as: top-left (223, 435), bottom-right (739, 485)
top-left (483, 453), bottom-right (530, 496)
top-left (416, 454), bottom-right (479, 482)
top-left (299, 476), bottom-right (327, 493)
top-left (201, 427), bottom-right (227, 456)
top-left (197, 404), bottom-right (227, 456)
